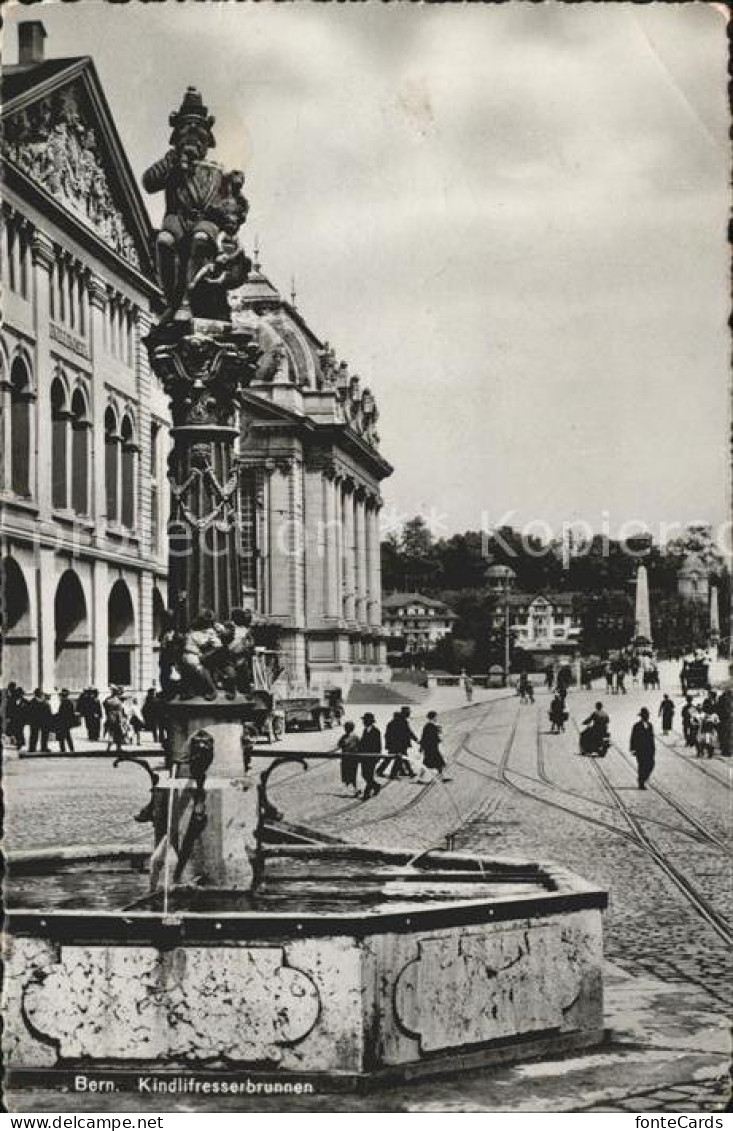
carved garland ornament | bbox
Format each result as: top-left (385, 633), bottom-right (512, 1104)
top-left (3, 84), bottom-right (141, 268)
top-left (169, 447), bottom-right (241, 532)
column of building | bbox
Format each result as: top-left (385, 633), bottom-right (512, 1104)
top-left (323, 466), bottom-right (342, 621)
top-left (366, 493), bottom-right (382, 628)
top-left (303, 462), bottom-right (327, 625)
top-left (30, 230), bottom-right (56, 691)
top-left (342, 477), bottom-right (356, 624)
top-left (87, 272), bottom-right (110, 689)
top-left (355, 487), bottom-right (369, 633)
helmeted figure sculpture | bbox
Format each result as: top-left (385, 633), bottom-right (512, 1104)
top-left (143, 86), bottom-right (250, 323)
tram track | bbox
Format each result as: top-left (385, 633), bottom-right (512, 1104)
top-left (460, 718), bottom-right (642, 848)
top-left (659, 731), bottom-right (732, 791)
top-left (459, 707), bottom-right (706, 849)
top-left (590, 754), bottom-right (733, 949)
top-left (604, 740), bottom-right (732, 858)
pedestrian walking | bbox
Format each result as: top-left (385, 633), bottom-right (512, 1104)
top-left (681, 695), bottom-right (695, 747)
top-left (549, 692), bottom-right (568, 734)
top-left (697, 705), bottom-right (719, 759)
top-left (127, 697), bottom-right (145, 745)
top-left (518, 672), bottom-right (534, 704)
top-left (615, 665), bottom-right (626, 695)
top-left (658, 694), bottom-right (675, 736)
top-left (337, 720), bottom-right (360, 797)
top-left (604, 662), bottom-right (614, 694)
top-left (378, 711), bottom-right (406, 779)
top-left (54, 689), bottom-right (78, 753)
top-left (6, 684), bottom-right (28, 749)
top-left (463, 673), bottom-right (474, 703)
top-left (545, 667), bottom-right (555, 692)
top-left (141, 688), bottom-right (161, 742)
top-left (76, 688), bottom-right (103, 742)
top-left (416, 711), bottom-right (451, 782)
top-left (378, 706), bottom-right (418, 779)
top-left (104, 686), bottom-right (128, 752)
top-left (680, 660), bottom-right (690, 696)
top-left (27, 688), bottom-right (53, 752)
top-left (630, 707), bottom-right (655, 789)
top-left (358, 712), bottom-right (382, 801)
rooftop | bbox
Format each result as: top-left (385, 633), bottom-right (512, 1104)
top-left (383, 592), bottom-right (457, 615)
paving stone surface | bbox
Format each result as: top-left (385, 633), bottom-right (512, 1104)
top-left (5, 684), bottom-right (732, 1113)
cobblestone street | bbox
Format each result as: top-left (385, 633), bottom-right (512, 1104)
top-left (5, 684), bottom-right (732, 1112)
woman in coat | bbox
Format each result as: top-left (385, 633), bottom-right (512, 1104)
top-left (417, 711), bottom-right (451, 783)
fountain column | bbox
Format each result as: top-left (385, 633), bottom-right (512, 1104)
top-left (141, 87), bottom-right (263, 895)
top-left (147, 324), bottom-right (262, 893)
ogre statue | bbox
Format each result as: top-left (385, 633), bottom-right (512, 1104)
top-left (142, 87), bottom-right (250, 323)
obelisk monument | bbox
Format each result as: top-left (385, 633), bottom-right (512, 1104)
top-left (634, 563), bottom-right (652, 643)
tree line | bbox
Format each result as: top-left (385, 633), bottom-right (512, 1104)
top-left (381, 518), bottom-right (730, 671)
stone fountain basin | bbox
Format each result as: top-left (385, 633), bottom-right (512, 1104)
top-left (5, 845), bottom-right (607, 1087)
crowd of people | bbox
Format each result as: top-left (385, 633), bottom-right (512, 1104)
top-left (3, 683), bottom-right (167, 754)
top-left (679, 691), bottom-right (722, 758)
top-left (336, 705), bottom-right (452, 800)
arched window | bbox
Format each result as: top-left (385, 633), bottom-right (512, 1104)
top-left (70, 388), bottom-right (90, 516)
top-left (108, 578), bottom-right (135, 686)
top-left (51, 376), bottom-right (69, 510)
top-left (120, 414), bottom-right (136, 529)
top-left (10, 357), bottom-right (32, 497)
top-left (105, 407), bottom-right (119, 523)
top-left (55, 568), bottom-right (90, 688)
top-left (1, 557), bottom-right (34, 687)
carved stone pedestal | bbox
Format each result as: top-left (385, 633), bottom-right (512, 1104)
top-left (150, 698), bottom-right (258, 893)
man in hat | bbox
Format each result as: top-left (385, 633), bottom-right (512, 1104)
top-left (27, 688), bottom-right (53, 753)
top-left (377, 706), bottom-right (418, 779)
top-left (55, 689), bottom-right (78, 754)
top-left (76, 686), bottom-right (103, 742)
top-left (658, 693), bottom-right (675, 736)
top-left (358, 712), bottom-right (382, 801)
top-left (630, 707), bottom-right (656, 789)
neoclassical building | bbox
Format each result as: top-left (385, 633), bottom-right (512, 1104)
top-left (1, 23), bottom-right (392, 697)
top-left (1, 23), bottom-right (170, 693)
top-left (229, 261), bottom-right (393, 691)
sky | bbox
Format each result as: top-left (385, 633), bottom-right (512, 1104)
top-left (6, 1), bottom-right (731, 543)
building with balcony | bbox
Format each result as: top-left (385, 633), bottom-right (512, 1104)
top-left (497, 593), bottom-right (581, 652)
top-left (382, 592), bottom-right (458, 655)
